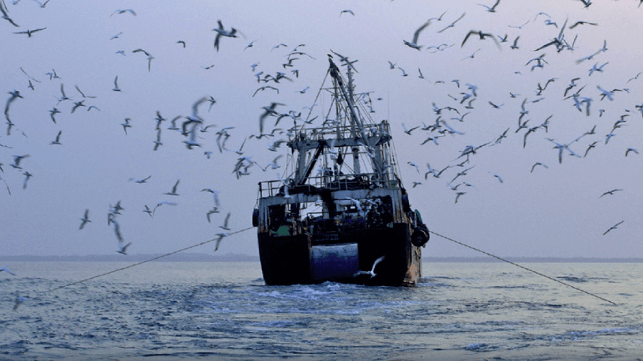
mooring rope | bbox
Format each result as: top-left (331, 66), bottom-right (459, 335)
top-left (429, 230), bottom-right (617, 306)
top-left (46, 226), bottom-right (256, 293)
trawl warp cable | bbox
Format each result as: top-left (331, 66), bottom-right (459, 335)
top-left (429, 230), bottom-right (617, 306)
top-left (45, 226), bottom-right (256, 293)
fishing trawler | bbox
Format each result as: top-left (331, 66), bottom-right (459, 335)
top-left (252, 55), bottom-right (429, 286)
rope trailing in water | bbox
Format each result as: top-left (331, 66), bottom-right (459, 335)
top-left (429, 230), bottom-right (617, 306)
top-left (47, 226), bottom-right (256, 293)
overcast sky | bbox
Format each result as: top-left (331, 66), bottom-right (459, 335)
top-left (1, 0), bottom-right (642, 259)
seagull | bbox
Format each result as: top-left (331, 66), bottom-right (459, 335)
top-left (488, 101), bottom-right (504, 109)
top-left (113, 76), bottom-right (121, 92)
top-left (603, 220), bottom-right (624, 236)
top-left (403, 19), bottom-right (432, 50)
top-left (165, 179), bottom-right (180, 196)
top-left (177, 40), bottom-right (186, 48)
top-left (253, 86), bottom-right (279, 97)
top-left (510, 36), bottom-right (520, 50)
top-left (402, 123), bottom-right (419, 135)
top-left (143, 205), bottom-right (153, 218)
top-left (110, 9), bottom-right (136, 17)
top-left (478, 0), bottom-right (500, 12)
top-left (45, 130), bottom-right (62, 146)
top-left (132, 48), bottom-right (150, 56)
top-left (206, 207), bottom-right (219, 223)
top-left (11, 154), bottom-right (29, 169)
top-left (437, 12), bottom-right (466, 33)
top-left (214, 232), bottom-right (228, 251)
top-left (271, 43), bottom-right (288, 51)
top-left (530, 162), bottom-right (549, 173)
top-left (75, 85), bottom-right (96, 99)
top-left (121, 118), bottom-right (131, 134)
top-left (625, 148), bottom-right (639, 157)
top-left (14, 27), bottom-right (46, 37)
top-left (5, 90), bottom-right (22, 117)
top-left (244, 40), bottom-right (256, 50)
top-left (1, 0), bottom-right (19, 27)
top-left (201, 188), bottom-right (221, 207)
top-left (153, 201), bottom-right (177, 216)
top-left (0, 173), bottom-right (10, 195)
top-left (13, 295), bottom-right (26, 311)
top-left (408, 161), bottom-right (421, 173)
top-left (212, 20), bottom-right (239, 52)
top-left (219, 212), bottom-right (231, 231)
top-left (207, 96), bottom-right (217, 112)
top-left (117, 242), bottom-right (132, 255)
top-left (112, 220), bottom-right (124, 243)
top-left (589, 62), bottom-right (608, 76)
top-left (461, 30), bottom-right (501, 49)
top-left (354, 256), bottom-right (385, 278)
top-left (259, 102), bottom-right (284, 134)
top-left (600, 189), bottom-right (622, 198)
top-left (129, 175), bottom-right (151, 184)
top-left (569, 20), bottom-right (598, 29)
top-left (71, 100), bottom-right (86, 113)
top-left (0, 266), bottom-right (16, 276)
top-left (339, 9), bottom-right (354, 16)
top-left (79, 209), bottom-right (91, 230)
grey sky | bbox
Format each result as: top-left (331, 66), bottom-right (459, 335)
top-left (1, 1), bottom-right (642, 258)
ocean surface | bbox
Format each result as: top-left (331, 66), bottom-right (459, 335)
top-left (1, 261), bottom-right (642, 360)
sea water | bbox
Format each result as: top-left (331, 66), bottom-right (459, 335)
top-left (1, 261), bottom-right (642, 360)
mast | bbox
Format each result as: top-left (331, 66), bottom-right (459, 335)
top-left (327, 58), bottom-right (386, 179)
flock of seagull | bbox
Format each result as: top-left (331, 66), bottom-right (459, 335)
top-left (1, 0), bottom-right (642, 280)
top-left (391, 1), bottom-right (641, 238)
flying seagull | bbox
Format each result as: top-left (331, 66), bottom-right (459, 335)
top-left (79, 209), bottom-right (91, 230)
top-left (479, 0), bottom-right (500, 12)
top-left (110, 9), bottom-right (136, 17)
top-left (165, 179), bottom-right (180, 196)
top-left (354, 256), bottom-right (385, 278)
top-left (212, 20), bottom-right (240, 52)
top-left (403, 20), bottom-right (431, 50)
top-left (0, 266), bottom-right (16, 276)
top-left (117, 241), bottom-right (132, 255)
top-left (14, 27), bottom-right (46, 37)
top-left (219, 212), bottom-right (231, 231)
top-left (214, 232), bottom-right (228, 251)
top-left (599, 189), bottom-right (622, 198)
top-left (602, 220), bottom-right (624, 236)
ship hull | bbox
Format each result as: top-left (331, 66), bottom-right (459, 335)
top-left (258, 222), bottom-right (422, 286)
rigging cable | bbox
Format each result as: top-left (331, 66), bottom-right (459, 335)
top-left (429, 230), bottom-right (617, 305)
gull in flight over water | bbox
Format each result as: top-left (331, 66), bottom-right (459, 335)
top-left (79, 209), bottom-right (91, 230)
top-left (0, 266), bottom-right (16, 276)
top-left (219, 212), bottom-right (231, 231)
top-left (603, 220), bottom-right (624, 236)
top-left (117, 241), bottom-right (132, 255)
top-left (354, 256), bottom-right (385, 278)
top-left (214, 232), bottom-right (228, 251)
